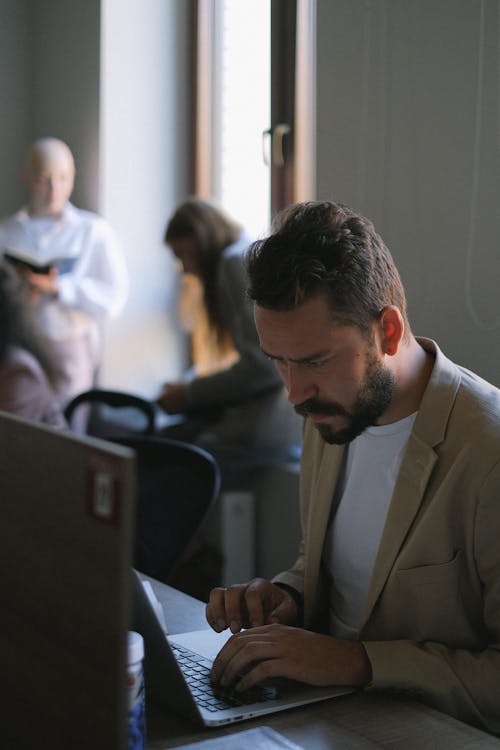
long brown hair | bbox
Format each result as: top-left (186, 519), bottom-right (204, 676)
top-left (0, 261), bottom-right (61, 386)
top-left (165, 198), bottom-right (242, 346)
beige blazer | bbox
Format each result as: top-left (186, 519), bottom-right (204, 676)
top-left (274, 339), bottom-right (500, 735)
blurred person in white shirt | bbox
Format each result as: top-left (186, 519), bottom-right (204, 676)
top-left (0, 137), bottom-right (128, 408)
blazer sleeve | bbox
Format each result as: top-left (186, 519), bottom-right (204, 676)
top-left (186, 251), bottom-right (282, 409)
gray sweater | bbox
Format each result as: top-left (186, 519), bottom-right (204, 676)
top-left (186, 231), bottom-right (282, 409)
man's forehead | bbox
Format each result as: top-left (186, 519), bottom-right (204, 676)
top-left (254, 301), bottom-right (357, 356)
top-left (28, 146), bottom-right (74, 176)
top-left (254, 294), bottom-right (343, 330)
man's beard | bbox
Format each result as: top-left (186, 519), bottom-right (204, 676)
top-left (294, 353), bottom-right (395, 445)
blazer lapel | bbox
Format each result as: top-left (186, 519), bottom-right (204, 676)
top-left (304, 444), bottom-right (345, 621)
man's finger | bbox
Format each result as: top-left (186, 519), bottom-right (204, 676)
top-left (268, 594), bottom-right (297, 625)
top-left (243, 580), bottom-right (268, 627)
top-left (206, 587), bottom-right (229, 632)
top-left (224, 585), bottom-right (249, 633)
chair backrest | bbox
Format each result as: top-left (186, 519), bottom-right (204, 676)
top-left (110, 435), bottom-right (220, 583)
top-left (64, 388), bottom-right (157, 437)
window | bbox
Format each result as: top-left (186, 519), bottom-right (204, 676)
top-left (191, 0), bottom-right (316, 233)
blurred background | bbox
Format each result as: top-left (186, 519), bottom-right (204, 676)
top-left (0, 0), bottom-right (498, 398)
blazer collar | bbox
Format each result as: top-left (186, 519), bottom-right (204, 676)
top-left (412, 337), bottom-right (461, 448)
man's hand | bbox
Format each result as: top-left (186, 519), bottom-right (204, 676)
top-left (156, 382), bottom-right (188, 414)
top-left (206, 578), bottom-right (299, 634)
top-left (23, 267), bottom-right (59, 297)
top-left (210, 623), bottom-right (372, 692)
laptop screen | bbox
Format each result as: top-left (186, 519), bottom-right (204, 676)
top-left (0, 412), bottom-right (136, 750)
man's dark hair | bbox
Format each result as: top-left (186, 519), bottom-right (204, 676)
top-left (0, 261), bottom-right (61, 386)
top-left (246, 201), bottom-right (410, 338)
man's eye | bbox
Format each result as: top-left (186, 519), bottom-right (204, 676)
top-left (305, 356), bottom-right (334, 369)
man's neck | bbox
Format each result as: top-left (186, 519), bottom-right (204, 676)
top-left (380, 338), bottom-right (434, 424)
top-left (28, 209), bottom-right (62, 219)
top-left (28, 200), bottom-right (67, 219)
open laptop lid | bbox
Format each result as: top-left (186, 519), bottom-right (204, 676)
top-left (0, 412), bottom-right (136, 750)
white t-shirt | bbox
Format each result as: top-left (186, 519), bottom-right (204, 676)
top-left (324, 412), bottom-right (417, 638)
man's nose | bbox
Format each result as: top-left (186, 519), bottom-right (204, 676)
top-left (284, 362), bottom-right (315, 406)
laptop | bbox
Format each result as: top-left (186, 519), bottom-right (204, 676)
top-left (0, 411), bottom-right (136, 750)
top-left (132, 570), bottom-right (353, 727)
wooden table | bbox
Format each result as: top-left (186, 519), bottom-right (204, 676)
top-left (143, 577), bottom-right (500, 750)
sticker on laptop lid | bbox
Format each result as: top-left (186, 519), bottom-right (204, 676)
top-left (86, 450), bottom-right (123, 527)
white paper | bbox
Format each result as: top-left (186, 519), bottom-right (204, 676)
top-left (170, 726), bottom-right (304, 749)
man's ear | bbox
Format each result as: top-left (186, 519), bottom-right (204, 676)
top-left (379, 306), bottom-right (404, 356)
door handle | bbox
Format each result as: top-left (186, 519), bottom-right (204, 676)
top-left (272, 123), bottom-right (291, 167)
top-left (262, 123), bottom-right (291, 167)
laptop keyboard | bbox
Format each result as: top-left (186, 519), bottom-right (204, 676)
top-left (171, 642), bottom-right (278, 713)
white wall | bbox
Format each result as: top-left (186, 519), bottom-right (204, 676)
top-left (99, 0), bottom-right (190, 396)
top-left (316, 0), bottom-right (500, 385)
top-left (0, 0), bottom-right (36, 213)
top-left (0, 0), bottom-right (103, 212)
top-left (30, 0), bottom-right (102, 212)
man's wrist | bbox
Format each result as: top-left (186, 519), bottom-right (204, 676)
top-left (351, 641), bottom-right (373, 686)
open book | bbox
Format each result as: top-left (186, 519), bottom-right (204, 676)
top-left (3, 248), bottom-right (77, 275)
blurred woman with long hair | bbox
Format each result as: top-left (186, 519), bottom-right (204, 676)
top-left (0, 261), bottom-right (65, 427)
top-left (157, 198), bottom-right (301, 487)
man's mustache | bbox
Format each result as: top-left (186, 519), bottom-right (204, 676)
top-left (294, 398), bottom-right (349, 419)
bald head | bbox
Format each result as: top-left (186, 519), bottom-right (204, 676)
top-left (22, 137), bottom-right (75, 217)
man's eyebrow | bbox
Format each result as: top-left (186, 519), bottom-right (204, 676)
top-left (261, 347), bottom-right (332, 364)
top-left (261, 348), bottom-right (284, 361)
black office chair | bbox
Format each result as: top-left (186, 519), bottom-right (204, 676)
top-left (65, 390), bottom-right (221, 585)
top-left (64, 388), bottom-right (157, 438)
top-left (111, 435), bottom-right (220, 584)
